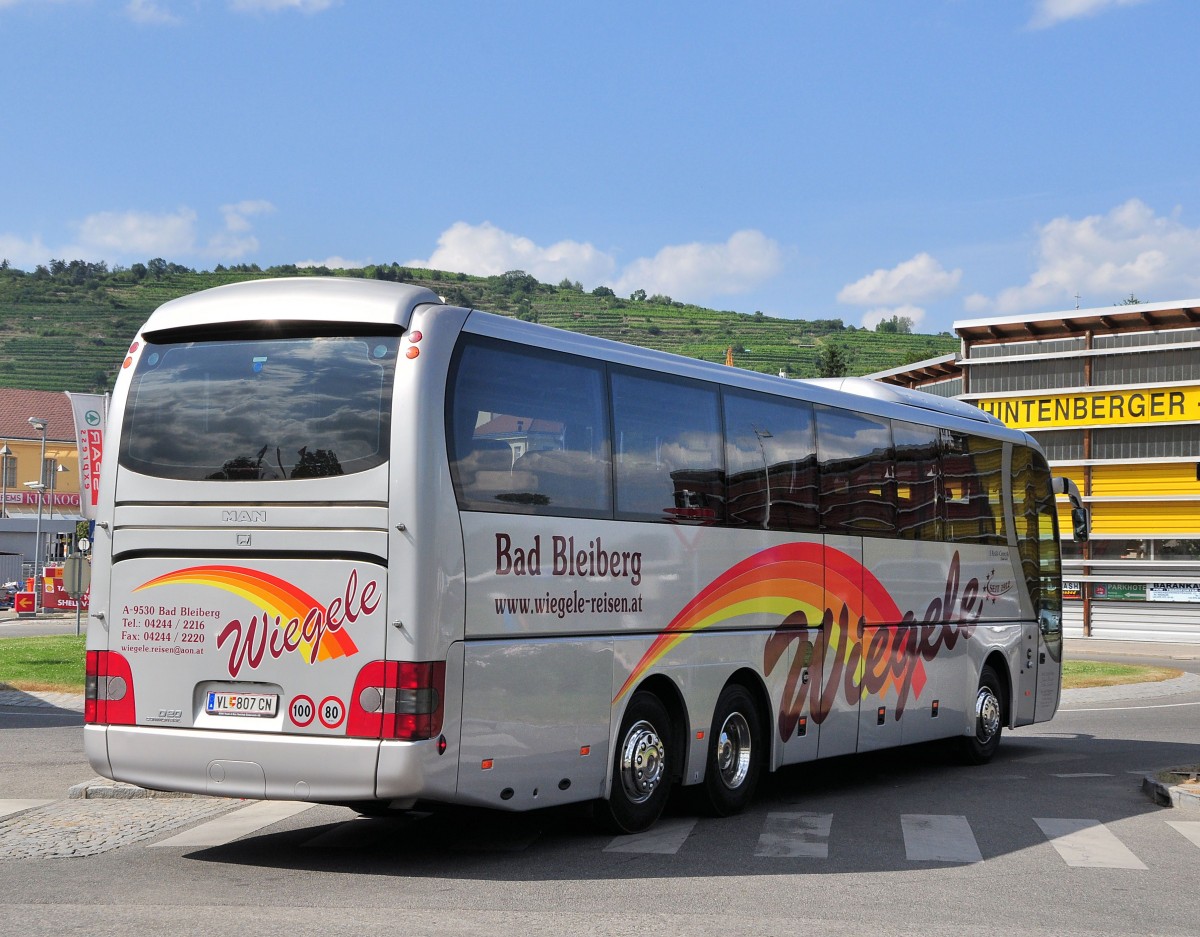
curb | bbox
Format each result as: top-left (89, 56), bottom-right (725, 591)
top-left (67, 777), bottom-right (197, 800)
top-left (1142, 769), bottom-right (1200, 812)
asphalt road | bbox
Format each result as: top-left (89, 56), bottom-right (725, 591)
top-left (2, 631), bottom-right (1199, 936)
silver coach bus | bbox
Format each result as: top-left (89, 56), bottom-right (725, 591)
top-left (84, 277), bottom-right (1081, 833)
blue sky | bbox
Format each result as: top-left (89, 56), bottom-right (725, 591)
top-left (2, 0), bottom-right (1198, 335)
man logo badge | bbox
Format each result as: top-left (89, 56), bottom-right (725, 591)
top-left (223, 510), bottom-right (267, 523)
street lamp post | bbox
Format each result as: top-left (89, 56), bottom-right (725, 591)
top-left (24, 481), bottom-right (46, 613)
top-left (0, 442), bottom-right (10, 519)
top-left (27, 417), bottom-right (48, 613)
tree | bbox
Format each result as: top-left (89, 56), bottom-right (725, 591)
top-left (147, 257), bottom-right (168, 279)
top-left (875, 314), bottom-right (913, 334)
top-left (591, 285), bottom-right (615, 297)
top-left (558, 277), bottom-right (583, 292)
top-left (629, 288), bottom-right (646, 302)
top-left (815, 340), bottom-right (854, 378)
top-left (1117, 294), bottom-right (1143, 305)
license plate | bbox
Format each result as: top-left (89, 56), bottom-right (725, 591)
top-left (206, 692), bottom-right (279, 717)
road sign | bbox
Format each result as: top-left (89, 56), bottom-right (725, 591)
top-left (63, 554), bottom-right (91, 600)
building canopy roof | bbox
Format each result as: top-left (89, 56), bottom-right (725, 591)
top-left (954, 298), bottom-right (1200, 344)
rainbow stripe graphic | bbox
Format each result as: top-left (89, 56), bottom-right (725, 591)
top-left (135, 565), bottom-right (359, 663)
top-left (614, 541), bottom-right (904, 702)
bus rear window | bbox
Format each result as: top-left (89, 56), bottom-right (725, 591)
top-left (120, 335), bottom-right (399, 481)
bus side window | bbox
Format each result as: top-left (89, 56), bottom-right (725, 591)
top-left (611, 369), bottom-right (724, 523)
top-left (447, 336), bottom-right (611, 517)
top-left (893, 420), bottom-right (942, 541)
top-left (815, 405), bottom-right (896, 535)
top-left (944, 432), bottom-right (1006, 545)
top-left (723, 389), bottom-right (818, 532)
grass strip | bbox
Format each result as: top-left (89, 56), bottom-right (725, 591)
top-left (1062, 659), bottom-right (1181, 689)
top-left (0, 634), bottom-right (87, 692)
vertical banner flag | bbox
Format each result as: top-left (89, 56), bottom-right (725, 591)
top-left (65, 392), bottom-right (108, 520)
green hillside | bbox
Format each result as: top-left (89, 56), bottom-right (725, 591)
top-left (0, 259), bottom-right (956, 393)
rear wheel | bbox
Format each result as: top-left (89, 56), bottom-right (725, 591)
top-left (958, 664), bottom-right (1004, 764)
top-left (694, 683), bottom-right (763, 817)
top-left (594, 691), bottom-right (673, 834)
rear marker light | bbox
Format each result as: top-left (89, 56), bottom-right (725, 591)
top-left (932, 700), bottom-right (940, 717)
top-left (797, 716), bottom-right (807, 737)
top-left (579, 746), bottom-right (590, 757)
top-left (482, 759), bottom-right (494, 771)
top-left (877, 707), bottom-right (886, 726)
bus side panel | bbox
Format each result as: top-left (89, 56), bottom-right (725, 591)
top-left (816, 535), bottom-right (861, 759)
top-left (456, 637), bottom-right (613, 811)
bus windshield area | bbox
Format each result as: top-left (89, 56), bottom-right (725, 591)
top-left (120, 334), bottom-right (399, 481)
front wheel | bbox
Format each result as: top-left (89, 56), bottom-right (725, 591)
top-left (594, 691), bottom-right (673, 834)
top-left (694, 684), bottom-right (763, 817)
top-left (958, 664), bottom-right (1004, 765)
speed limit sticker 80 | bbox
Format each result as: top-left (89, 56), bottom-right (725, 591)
top-left (318, 696), bottom-right (346, 729)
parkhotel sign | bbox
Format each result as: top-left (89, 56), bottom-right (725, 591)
top-left (975, 384), bottom-right (1200, 430)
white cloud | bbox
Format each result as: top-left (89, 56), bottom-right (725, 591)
top-left (296, 255), bottom-right (366, 269)
top-left (613, 230), bottom-right (782, 299)
top-left (0, 233), bottom-right (51, 269)
top-left (971, 199), bottom-right (1200, 315)
top-left (406, 221), bottom-right (616, 288)
top-left (3, 201), bottom-right (275, 267)
top-left (206, 201), bottom-right (274, 257)
top-left (837, 252), bottom-right (961, 306)
top-left (228, 0), bottom-right (341, 12)
top-left (72, 207), bottom-right (198, 256)
top-left (406, 223), bottom-right (783, 301)
top-left (1029, 0), bottom-right (1152, 29)
top-left (123, 0), bottom-right (180, 25)
top-left (861, 304), bottom-right (927, 331)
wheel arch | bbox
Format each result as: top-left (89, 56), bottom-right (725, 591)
top-left (612, 674), bottom-right (690, 789)
top-left (982, 650), bottom-right (1013, 728)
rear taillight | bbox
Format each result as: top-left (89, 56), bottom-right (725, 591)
top-left (347, 660), bottom-right (445, 740)
top-left (85, 650), bottom-right (136, 725)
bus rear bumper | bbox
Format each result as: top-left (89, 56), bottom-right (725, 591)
top-left (89, 724), bottom-right (434, 803)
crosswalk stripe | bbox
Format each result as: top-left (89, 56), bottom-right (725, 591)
top-left (1165, 820), bottom-right (1200, 850)
top-left (755, 811), bottom-right (832, 858)
top-left (149, 800), bottom-right (317, 849)
top-left (902, 814), bottom-right (982, 863)
top-left (604, 817), bottom-right (696, 854)
top-left (0, 800), bottom-right (52, 821)
top-left (1034, 818), bottom-right (1147, 869)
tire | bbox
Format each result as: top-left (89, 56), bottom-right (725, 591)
top-left (695, 683), bottom-right (763, 817)
top-left (958, 664), bottom-right (1004, 765)
top-left (594, 691), bottom-right (673, 834)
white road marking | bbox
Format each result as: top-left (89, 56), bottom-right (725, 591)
top-left (1165, 820), bottom-right (1200, 850)
top-left (604, 817), bottom-right (696, 854)
top-left (1034, 818), bottom-right (1147, 869)
top-left (149, 800), bottom-right (316, 849)
top-left (1051, 773), bottom-right (1113, 778)
top-left (0, 800), bottom-right (52, 821)
top-left (902, 814), bottom-right (982, 863)
top-left (755, 811), bottom-right (832, 858)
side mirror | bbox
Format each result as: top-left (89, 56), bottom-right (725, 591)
top-left (1071, 507), bottom-right (1089, 543)
top-left (1053, 477), bottom-right (1090, 542)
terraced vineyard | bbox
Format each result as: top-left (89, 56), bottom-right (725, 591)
top-left (0, 263), bottom-right (956, 393)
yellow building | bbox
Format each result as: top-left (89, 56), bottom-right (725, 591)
top-left (0, 389), bottom-right (83, 575)
top-left (870, 299), bottom-right (1200, 644)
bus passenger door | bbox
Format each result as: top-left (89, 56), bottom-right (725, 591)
top-left (815, 536), bottom-right (862, 759)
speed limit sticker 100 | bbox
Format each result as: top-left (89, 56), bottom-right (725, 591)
top-left (289, 695), bottom-right (316, 727)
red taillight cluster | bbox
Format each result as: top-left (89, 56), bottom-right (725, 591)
top-left (347, 660), bottom-right (445, 741)
top-left (84, 651), bottom-right (136, 725)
